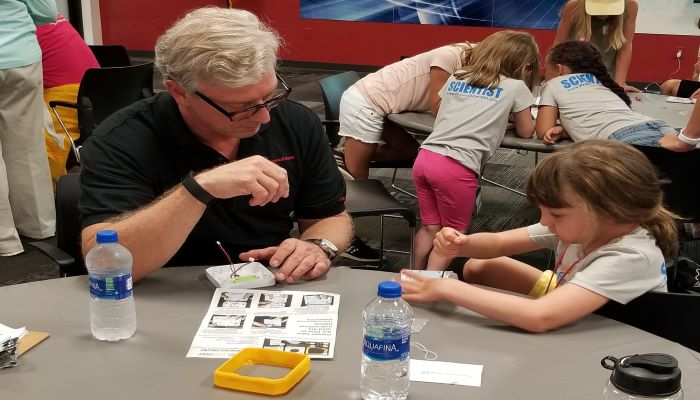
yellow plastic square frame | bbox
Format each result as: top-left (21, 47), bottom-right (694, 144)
top-left (214, 348), bottom-right (310, 395)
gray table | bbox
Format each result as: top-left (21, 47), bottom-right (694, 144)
top-left (631, 92), bottom-right (695, 129)
top-left (387, 112), bottom-right (572, 152)
top-left (388, 92), bottom-right (694, 149)
top-left (2, 267), bottom-right (699, 399)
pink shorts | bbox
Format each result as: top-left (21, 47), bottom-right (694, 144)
top-left (412, 149), bottom-right (479, 231)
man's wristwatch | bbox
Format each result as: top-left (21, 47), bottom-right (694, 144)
top-left (182, 171), bottom-right (217, 206)
top-left (305, 238), bottom-right (338, 260)
top-left (677, 129), bottom-right (700, 146)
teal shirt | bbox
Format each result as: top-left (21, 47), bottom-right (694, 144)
top-left (0, 0), bottom-right (57, 70)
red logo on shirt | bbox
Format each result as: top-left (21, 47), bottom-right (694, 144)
top-left (268, 155), bottom-right (295, 164)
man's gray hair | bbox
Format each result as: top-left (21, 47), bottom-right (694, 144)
top-left (155, 7), bottom-right (280, 91)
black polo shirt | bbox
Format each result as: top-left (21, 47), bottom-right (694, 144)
top-left (79, 92), bottom-right (346, 266)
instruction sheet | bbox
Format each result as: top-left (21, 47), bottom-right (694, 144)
top-left (187, 288), bottom-right (340, 359)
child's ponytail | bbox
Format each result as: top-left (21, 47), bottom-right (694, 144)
top-left (548, 41), bottom-right (630, 107)
top-left (640, 206), bottom-right (678, 260)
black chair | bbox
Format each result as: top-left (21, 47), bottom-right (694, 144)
top-left (30, 173), bottom-right (86, 277)
top-left (344, 179), bottom-right (416, 269)
top-left (633, 145), bottom-right (700, 275)
top-left (318, 71), bottom-right (416, 197)
top-left (49, 62), bottom-right (155, 165)
top-left (89, 44), bottom-right (131, 67)
top-left (595, 291), bottom-right (700, 352)
top-left (318, 71), bottom-right (360, 148)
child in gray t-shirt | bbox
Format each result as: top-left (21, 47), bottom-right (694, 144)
top-left (536, 41), bottom-right (677, 148)
top-left (412, 31), bottom-right (540, 271)
top-left (401, 140), bottom-right (675, 333)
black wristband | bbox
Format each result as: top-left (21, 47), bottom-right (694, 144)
top-left (182, 171), bottom-right (216, 206)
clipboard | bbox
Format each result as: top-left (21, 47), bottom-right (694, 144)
top-left (17, 331), bottom-right (49, 356)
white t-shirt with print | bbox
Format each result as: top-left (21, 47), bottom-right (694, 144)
top-left (539, 73), bottom-right (653, 142)
top-left (421, 75), bottom-right (534, 175)
top-left (527, 223), bottom-right (667, 304)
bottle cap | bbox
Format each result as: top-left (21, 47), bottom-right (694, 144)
top-left (601, 354), bottom-right (682, 397)
top-left (377, 281), bottom-right (401, 298)
top-left (95, 230), bottom-right (118, 244)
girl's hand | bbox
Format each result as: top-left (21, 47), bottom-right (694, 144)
top-left (690, 88), bottom-right (700, 100)
top-left (542, 126), bottom-right (564, 144)
top-left (621, 83), bottom-right (641, 93)
top-left (433, 227), bottom-right (467, 258)
top-left (398, 269), bottom-right (444, 303)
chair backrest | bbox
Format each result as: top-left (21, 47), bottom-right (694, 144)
top-left (595, 290), bottom-right (700, 352)
top-left (55, 173), bottom-right (86, 276)
top-left (318, 71), bottom-right (360, 121)
top-left (76, 62), bottom-right (155, 147)
top-left (318, 71), bottom-right (360, 147)
top-left (633, 145), bottom-right (700, 220)
top-left (89, 44), bottom-right (131, 67)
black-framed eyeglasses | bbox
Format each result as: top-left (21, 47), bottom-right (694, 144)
top-left (195, 73), bottom-right (292, 121)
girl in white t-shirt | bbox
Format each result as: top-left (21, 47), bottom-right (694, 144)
top-left (401, 140), bottom-right (675, 332)
top-left (536, 40), bottom-right (679, 149)
top-left (413, 30), bottom-right (540, 270)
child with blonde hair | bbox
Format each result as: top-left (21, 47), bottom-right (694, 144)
top-left (402, 140), bottom-right (675, 332)
top-left (412, 30), bottom-right (540, 270)
top-left (554, 0), bottom-right (639, 92)
top-left (338, 41), bottom-right (472, 180)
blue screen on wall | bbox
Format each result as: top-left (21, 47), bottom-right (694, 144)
top-left (300, 0), bottom-right (566, 30)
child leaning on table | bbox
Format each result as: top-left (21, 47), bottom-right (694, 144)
top-left (401, 140), bottom-right (676, 333)
top-left (412, 30), bottom-right (540, 271)
top-left (535, 40), bottom-right (679, 150)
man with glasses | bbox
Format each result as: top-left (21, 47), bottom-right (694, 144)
top-left (78, 7), bottom-right (352, 283)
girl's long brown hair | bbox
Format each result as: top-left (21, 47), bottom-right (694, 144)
top-left (548, 40), bottom-right (630, 107)
top-left (526, 140), bottom-right (678, 258)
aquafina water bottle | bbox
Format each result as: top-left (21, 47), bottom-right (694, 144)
top-left (86, 230), bottom-right (136, 341)
top-left (361, 281), bottom-right (413, 400)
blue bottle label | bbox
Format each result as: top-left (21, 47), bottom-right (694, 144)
top-left (362, 333), bottom-right (410, 361)
top-left (89, 273), bottom-right (133, 300)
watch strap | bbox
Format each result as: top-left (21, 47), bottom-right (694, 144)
top-left (678, 129), bottom-right (700, 146)
top-left (305, 238), bottom-right (337, 260)
top-left (182, 171), bottom-right (217, 206)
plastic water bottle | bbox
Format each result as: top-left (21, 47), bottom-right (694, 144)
top-left (361, 281), bottom-right (413, 400)
top-left (86, 230), bottom-right (136, 341)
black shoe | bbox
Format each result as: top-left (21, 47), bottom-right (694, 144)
top-left (339, 236), bottom-right (382, 262)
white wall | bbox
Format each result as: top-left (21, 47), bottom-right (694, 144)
top-left (637, 0), bottom-right (700, 35)
top-left (81, 0), bottom-right (102, 44)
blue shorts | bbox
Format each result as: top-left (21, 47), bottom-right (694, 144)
top-left (608, 120), bottom-right (676, 147)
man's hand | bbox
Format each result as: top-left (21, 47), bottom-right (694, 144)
top-left (658, 132), bottom-right (697, 152)
top-left (432, 227), bottom-right (467, 259)
top-left (240, 238), bottom-right (331, 283)
top-left (542, 126), bottom-right (565, 144)
top-left (197, 155), bottom-right (289, 206)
